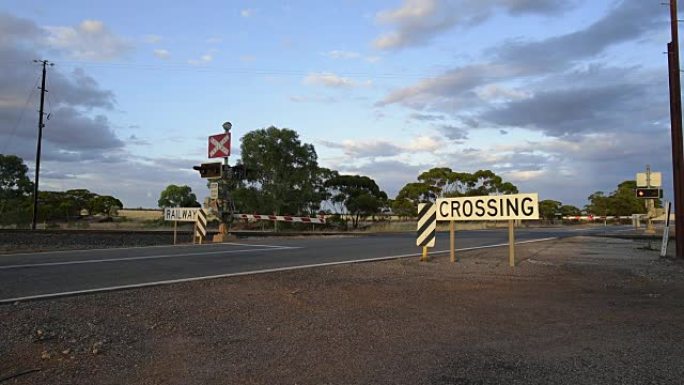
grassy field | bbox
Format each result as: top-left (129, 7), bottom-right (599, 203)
top-left (117, 209), bottom-right (163, 220)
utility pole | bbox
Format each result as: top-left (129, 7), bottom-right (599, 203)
top-left (31, 59), bottom-right (52, 230)
top-left (667, 1), bottom-right (684, 259)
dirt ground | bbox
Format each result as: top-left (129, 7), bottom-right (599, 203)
top-left (1, 236), bottom-right (684, 385)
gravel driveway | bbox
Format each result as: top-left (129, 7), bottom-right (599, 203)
top-left (1, 236), bottom-right (683, 384)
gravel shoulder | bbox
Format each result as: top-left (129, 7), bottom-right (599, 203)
top-left (1, 236), bottom-right (684, 385)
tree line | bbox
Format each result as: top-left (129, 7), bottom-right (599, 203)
top-left (0, 154), bottom-right (122, 226)
top-left (1, 126), bottom-right (653, 228)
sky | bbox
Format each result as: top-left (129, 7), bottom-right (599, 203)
top-left (0, 0), bottom-right (676, 209)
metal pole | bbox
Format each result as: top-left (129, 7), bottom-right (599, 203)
top-left (31, 60), bottom-right (48, 230)
top-left (668, 0), bottom-right (684, 259)
top-left (646, 165), bottom-right (655, 234)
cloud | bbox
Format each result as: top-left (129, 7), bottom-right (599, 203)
top-left (377, 63), bottom-right (524, 111)
top-left (40, 155), bottom-right (211, 208)
top-left (0, 12), bottom-right (44, 44)
top-left (377, 0), bottom-right (667, 141)
top-left (492, 0), bottom-right (661, 71)
top-left (319, 135), bottom-right (445, 158)
top-left (373, 0), bottom-right (574, 50)
top-left (406, 136), bottom-right (442, 152)
top-left (153, 48), bottom-right (170, 59)
top-left (289, 95), bottom-right (338, 103)
top-left (336, 159), bottom-right (429, 197)
top-left (408, 112), bottom-right (445, 121)
top-left (241, 9), bottom-right (255, 17)
top-left (437, 125), bottom-right (469, 140)
top-left (325, 50), bottom-right (361, 60)
top-left (320, 139), bottom-right (404, 158)
top-left (188, 52), bottom-right (214, 65)
top-left (436, 131), bottom-right (673, 205)
top-left (44, 19), bottom-right (131, 61)
top-left (474, 84), bottom-right (530, 102)
top-left (304, 72), bottom-right (372, 88)
top-left (0, 13), bottom-right (156, 207)
top-left (480, 81), bottom-right (653, 137)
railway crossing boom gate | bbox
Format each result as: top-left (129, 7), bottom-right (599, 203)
top-left (417, 193), bottom-right (539, 266)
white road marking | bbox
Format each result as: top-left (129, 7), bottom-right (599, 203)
top-left (0, 246), bottom-right (300, 270)
top-left (0, 237), bottom-right (557, 304)
top-left (0, 241), bottom-right (247, 258)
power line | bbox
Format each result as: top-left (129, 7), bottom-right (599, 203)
top-left (0, 59), bottom-right (442, 80)
top-left (1, 74), bottom-right (41, 155)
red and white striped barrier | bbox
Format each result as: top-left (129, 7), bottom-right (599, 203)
top-left (563, 215), bottom-right (640, 221)
top-left (234, 213), bottom-right (326, 224)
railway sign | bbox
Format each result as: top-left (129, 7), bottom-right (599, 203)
top-left (209, 182), bottom-right (219, 200)
top-left (418, 193), bottom-right (539, 267)
top-left (436, 193), bottom-right (539, 221)
top-left (636, 171), bottom-right (662, 187)
top-left (164, 207), bottom-right (201, 222)
top-left (208, 133), bottom-right (231, 158)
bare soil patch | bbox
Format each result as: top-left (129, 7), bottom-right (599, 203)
top-left (1, 237), bottom-right (683, 384)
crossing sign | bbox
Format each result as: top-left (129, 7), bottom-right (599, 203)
top-left (208, 133), bottom-right (231, 158)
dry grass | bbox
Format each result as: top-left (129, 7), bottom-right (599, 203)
top-left (118, 209), bottom-right (163, 220)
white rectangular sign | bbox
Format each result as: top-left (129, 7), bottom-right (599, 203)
top-left (209, 182), bottom-right (219, 200)
top-left (636, 172), bottom-right (662, 187)
top-left (436, 193), bottom-right (539, 221)
top-left (164, 207), bottom-right (200, 222)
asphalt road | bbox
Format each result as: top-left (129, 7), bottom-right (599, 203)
top-left (0, 226), bottom-right (633, 302)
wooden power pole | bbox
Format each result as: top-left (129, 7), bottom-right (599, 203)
top-left (667, 0), bottom-right (684, 258)
top-left (31, 59), bottom-right (51, 230)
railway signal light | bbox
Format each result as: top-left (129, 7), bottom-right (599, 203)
top-left (635, 188), bottom-right (662, 199)
top-left (193, 162), bottom-right (222, 178)
top-left (232, 164), bottom-right (247, 180)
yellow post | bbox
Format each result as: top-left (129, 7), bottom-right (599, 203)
top-left (450, 220), bottom-right (456, 262)
top-left (508, 219), bottom-right (515, 267)
top-left (421, 246), bottom-right (429, 262)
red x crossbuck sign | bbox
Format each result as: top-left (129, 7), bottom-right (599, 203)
top-left (208, 133), bottom-right (231, 158)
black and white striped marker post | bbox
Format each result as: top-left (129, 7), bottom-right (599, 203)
top-left (416, 203), bottom-right (436, 261)
top-left (194, 208), bottom-right (208, 244)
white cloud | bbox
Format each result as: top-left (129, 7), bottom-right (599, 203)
top-left (373, 0), bottom-right (573, 50)
top-left (45, 19), bottom-right (131, 60)
top-left (325, 50), bottom-right (362, 60)
top-left (506, 169), bottom-right (546, 181)
top-left (406, 135), bottom-right (442, 152)
top-left (241, 9), bottom-right (255, 17)
top-left (304, 72), bottom-right (371, 88)
top-left (188, 52), bottom-right (214, 65)
top-left (320, 135), bottom-right (445, 158)
top-left (474, 84), bottom-right (530, 101)
top-left (289, 95), bottom-right (338, 103)
top-left (153, 48), bottom-right (170, 59)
